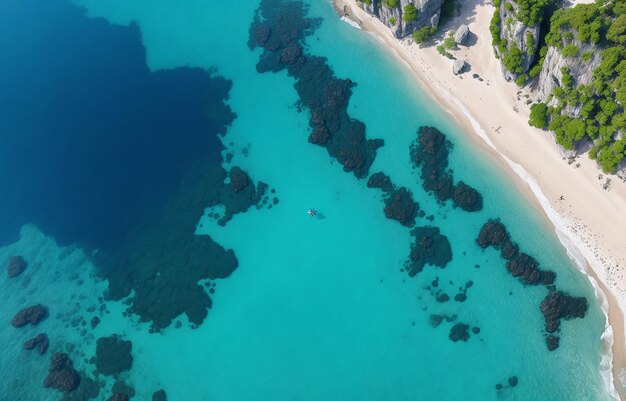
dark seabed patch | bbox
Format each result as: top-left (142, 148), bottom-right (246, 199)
top-left (94, 335), bottom-right (133, 377)
top-left (406, 226), bottom-right (452, 276)
top-left (476, 219), bottom-right (555, 285)
top-left (476, 219), bottom-right (588, 350)
top-left (0, 0), bottom-right (271, 330)
top-left (248, 0), bottom-right (383, 178)
top-left (410, 126), bottom-right (483, 212)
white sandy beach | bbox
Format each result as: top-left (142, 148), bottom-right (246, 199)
top-left (332, 0), bottom-right (626, 398)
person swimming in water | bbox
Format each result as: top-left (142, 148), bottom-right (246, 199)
top-left (307, 208), bottom-right (317, 217)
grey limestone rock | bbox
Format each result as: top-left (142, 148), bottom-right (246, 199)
top-left (360, 0), bottom-right (443, 38)
top-left (453, 58), bottom-right (466, 75)
top-left (535, 39), bottom-right (602, 106)
top-left (495, 0), bottom-right (540, 81)
top-left (454, 24), bottom-right (469, 45)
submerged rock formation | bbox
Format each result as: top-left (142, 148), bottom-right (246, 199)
top-left (406, 226), bottom-right (452, 276)
top-left (476, 219), bottom-right (555, 285)
top-left (44, 353), bottom-right (80, 392)
top-left (23, 333), bottom-right (49, 354)
top-left (410, 126), bottom-right (483, 211)
top-left (540, 291), bottom-right (588, 333)
top-left (249, 0), bottom-right (384, 179)
top-left (95, 335), bottom-right (133, 376)
top-left (357, 0), bottom-right (443, 38)
top-left (367, 171), bottom-right (394, 193)
top-left (5, 255), bottom-right (27, 278)
top-left (152, 390), bottom-right (168, 401)
top-left (11, 304), bottom-right (48, 327)
top-left (449, 323), bottom-right (470, 342)
top-left (384, 187), bottom-right (419, 227)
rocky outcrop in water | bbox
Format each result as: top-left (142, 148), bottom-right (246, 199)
top-left (23, 333), bottom-right (49, 354)
top-left (540, 291), bottom-right (588, 333)
top-left (411, 126), bottom-right (483, 211)
top-left (406, 226), bottom-right (452, 276)
top-left (95, 335), bottom-right (133, 376)
top-left (249, 0), bottom-right (383, 179)
top-left (476, 219), bottom-right (555, 285)
top-left (359, 0), bottom-right (443, 38)
top-left (107, 394), bottom-right (128, 401)
top-left (384, 187), bottom-right (419, 227)
top-left (152, 390), bottom-right (167, 401)
top-left (367, 171), bottom-right (394, 193)
top-left (449, 323), bottom-right (470, 342)
top-left (44, 353), bottom-right (80, 392)
top-left (5, 255), bottom-right (27, 278)
top-left (11, 304), bottom-right (48, 327)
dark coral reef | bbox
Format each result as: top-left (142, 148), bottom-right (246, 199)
top-left (406, 226), bottom-right (452, 276)
top-left (11, 304), bottom-right (48, 327)
top-left (5, 255), bottom-right (27, 278)
top-left (540, 291), bottom-right (588, 349)
top-left (476, 219), bottom-right (556, 285)
top-left (384, 187), bottom-right (419, 227)
top-left (410, 126), bottom-right (483, 212)
top-left (96, 163), bottom-right (270, 330)
top-left (44, 353), bottom-right (80, 392)
top-left (94, 335), bottom-right (133, 376)
top-left (249, 0), bottom-right (383, 178)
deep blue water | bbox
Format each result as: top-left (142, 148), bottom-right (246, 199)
top-left (0, 0), bottom-right (229, 248)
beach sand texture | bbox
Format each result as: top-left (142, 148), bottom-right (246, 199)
top-left (334, 0), bottom-right (626, 398)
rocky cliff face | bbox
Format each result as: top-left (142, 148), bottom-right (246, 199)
top-left (495, 0), bottom-right (540, 81)
top-left (361, 0), bottom-right (443, 38)
top-left (535, 39), bottom-right (602, 107)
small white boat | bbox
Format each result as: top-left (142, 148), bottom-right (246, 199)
top-left (307, 208), bottom-right (317, 217)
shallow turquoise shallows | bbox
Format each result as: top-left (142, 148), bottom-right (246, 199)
top-left (0, 0), bottom-right (613, 400)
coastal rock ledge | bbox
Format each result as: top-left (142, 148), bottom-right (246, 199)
top-left (357, 0), bottom-right (443, 38)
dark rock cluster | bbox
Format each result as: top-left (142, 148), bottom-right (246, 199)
top-left (476, 219), bottom-right (556, 285)
top-left (96, 163), bottom-right (273, 329)
top-left (23, 333), bottom-right (49, 354)
top-left (11, 304), bottom-right (48, 327)
top-left (44, 353), bottom-right (80, 392)
top-left (429, 313), bottom-right (457, 328)
top-left (367, 171), bottom-right (394, 193)
top-left (95, 335), bottom-right (133, 376)
top-left (107, 394), bottom-right (128, 401)
top-left (449, 323), bottom-right (470, 342)
top-left (406, 226), bottom-right (452, 276)
top-left (249, 0), bottom-right (383, 179)
top-left (6, 255), bottom-right (27, 278)
top-left (152, 389), bottom-right (167, 401)
top-left (410, 126), bottom-right (483, 211)
top-left (384, 187), bottom-right (419, 227)
top-left (540, 291), bottom-right (588, 349)
top-left (60, 375), bottom-right (101, 401)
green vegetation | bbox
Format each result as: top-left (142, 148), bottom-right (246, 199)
top-left (502, 42), bottom-right (525, 73)
top-left (356, 0), bottom-right (373, 4)
top-left (514, 0), bottom-right (555, 26)
top-left (436, 44), bottom-right (454, 58)
top-left (529, 103), bottom-right (549, 128)
top-left (525, 31), bottom-right (536, 55)
top-left (389, 17), bottom-right (397, 25)
top-left (403, 4), bottom-right (418, 22)
top-left (561, 44), bottom-right (579, 57)
top-left (505, 2), bottom-right (514, 12)
top-left (443, 33), bottom-right (456, 50)
top-left (533, 0), bottom-right (626, 172)
top-left (382, 0), bottom-right (398, 8)
top-left (412, 26), bottom-right (437, 43)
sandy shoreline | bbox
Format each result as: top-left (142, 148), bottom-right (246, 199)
top-left (332, 0), bottom-right (626, 398)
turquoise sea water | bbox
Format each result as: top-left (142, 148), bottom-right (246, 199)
top-left (0, 0), bottom-right (614, 400)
